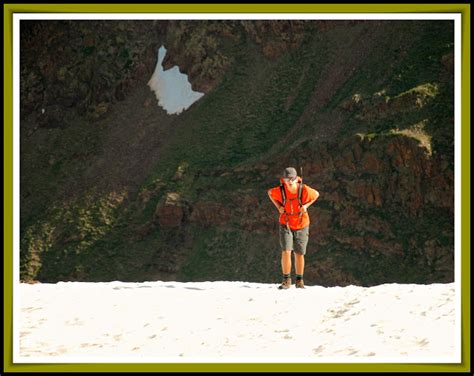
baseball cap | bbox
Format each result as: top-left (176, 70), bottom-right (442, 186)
top-left (282, 167), bottom-right (297, 179)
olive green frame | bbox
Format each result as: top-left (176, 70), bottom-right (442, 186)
top-left (3, 3), bottom-right (470, 373)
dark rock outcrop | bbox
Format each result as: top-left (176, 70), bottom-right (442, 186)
top-left (19, 20), bottom-right (454, 286)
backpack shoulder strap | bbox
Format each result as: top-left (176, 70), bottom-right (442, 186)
top-left (298, 182), bottom-right (304, 207)
top-left (279, 183), bottom-right (286, 206)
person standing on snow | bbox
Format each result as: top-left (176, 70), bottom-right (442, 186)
top-left (267, 167), bottom-right (320, 289)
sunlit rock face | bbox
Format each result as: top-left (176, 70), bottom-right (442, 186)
top-left (147, 45), bottom-right (205, 115)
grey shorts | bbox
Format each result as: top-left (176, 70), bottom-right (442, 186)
top-left (279, 225), bottom-right (309, 255)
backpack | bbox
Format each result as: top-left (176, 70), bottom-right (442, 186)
top-left (279, 181), bottom-right (304, 209)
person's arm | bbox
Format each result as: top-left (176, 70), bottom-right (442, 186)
top-left (301, 189), bottom-right (319, 213)
top-left (267, 189), bottom-right (285, 214)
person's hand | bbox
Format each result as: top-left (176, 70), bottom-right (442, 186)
top-left (278, 206), bottom-right (285, 214)
top-left (301, 205), bottom-right (308, 213)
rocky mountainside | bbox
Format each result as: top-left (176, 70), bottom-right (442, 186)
top-left (20, 20), bottom-right (454, 286)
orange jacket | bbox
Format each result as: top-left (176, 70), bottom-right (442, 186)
top-left (268, 177), bottom-right (319, 230)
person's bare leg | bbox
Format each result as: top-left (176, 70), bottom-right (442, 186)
top-left (294, 252), bottom-right (305, 288)
top-left (281, 250), bottom-right (292, 275)
top-left (294, 252), bottom-right (305, 275)
top-left (278, 250), bottom-right (293, 289)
